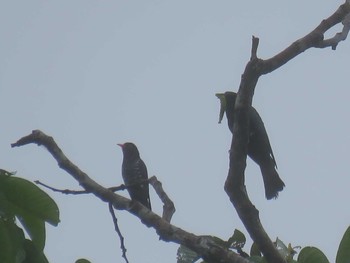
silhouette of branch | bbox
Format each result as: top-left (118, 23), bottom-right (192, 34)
top-left (35, 180), bottom-right (89, 194)
top-left (35, 177), bottom-right (175, 223)
top-left (11, 130), bottom-right (249, 263)
top-left (225, 2), bottom-right (350, 263)
top-left (109, 176), bottom-right (175, 222)
top-left (108, 202), bottom-right (129, 263)
top-left (149, 176), bottom-right (175, 223)
top-left (318, 12), bottom-right (350, 50)
top-left (36, 176), bottom-right (174, 253)
top-left (261, 2), bottom-right (350, 74)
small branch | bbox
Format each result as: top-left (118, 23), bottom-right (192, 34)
top-left (12, 130), bottom-right (249, 263)
top-left (250, 36), bottom-right (259, 61)
top-left (36, 176), bottom-right (176, 223)
top-left (318, 13), bottom-right (350, 50)
top-left (149, 176), bottom-right (175, 223)
top-left (35, 180), bottom-right (89, 194)
top-left (109, 203), bottom-right (129, 263)
top-left (260, 1), bottom-right (350, 74)
top-left (35, 180), bottom-right (128, 194)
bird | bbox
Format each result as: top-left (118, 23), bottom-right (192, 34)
top-left (118, 142), bottom-right (152, 210)
top-left (216, 91), bottom-right (285, 199)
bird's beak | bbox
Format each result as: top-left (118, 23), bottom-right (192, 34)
top-left (215, 93), bottom-right (226, 124)
top-left (117, 143), bottom-right (124, 148)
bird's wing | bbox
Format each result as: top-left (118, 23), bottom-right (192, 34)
top-left (249, 107), bottom-right (277, 168)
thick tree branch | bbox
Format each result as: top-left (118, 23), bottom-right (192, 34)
top-left (12, 130), bottom-right (249, 263)
top-left (225, 2), bottom-right (350, 263)
top-left (225, 46), bottom-right (282, 263)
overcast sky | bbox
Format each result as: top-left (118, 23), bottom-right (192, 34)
top-left (1, 1), bottom-right (349, 262)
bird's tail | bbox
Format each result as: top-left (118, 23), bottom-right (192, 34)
top-left (260, 162), bottom-right (285, 200)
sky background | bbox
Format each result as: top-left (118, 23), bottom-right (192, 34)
top-left (1, 1), bottom-right (349, 262)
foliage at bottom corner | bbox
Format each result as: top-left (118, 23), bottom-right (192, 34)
top-left (0, 169), bottom-right (60, 263)
top-left (177, 244), bottom-right (202, 263)
top-left (176, 227), bottom-right (350, 263)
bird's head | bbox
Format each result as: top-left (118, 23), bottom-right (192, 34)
top-left (118, 142), bottom-right (140, 160)
top-left (215, 91), bottom-right (237, 123)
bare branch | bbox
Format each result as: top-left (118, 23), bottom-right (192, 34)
top-left (250, 36), bottom-right (259, 61)
top-left (261, 1), bottom-right (350, 74)
top-left (225, 59), bottom-right (286, 263)
top-left (12, 130), bottom-right (250, 263)
top-left (109, 203), bottom-right (129, 263)
top-left (35, 175), bottom-right (175, 222)
top-left (35, 180), bottom-right (89, 194)
top-left (319, 13), bottom-right (350, 50)
top-left (224, 2), bottom-right (350, 263)
top-left (149, 176), bottom-right (176, 223)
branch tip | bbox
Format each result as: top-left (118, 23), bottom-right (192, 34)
top-left (250, 36), bottom-right (259, 60)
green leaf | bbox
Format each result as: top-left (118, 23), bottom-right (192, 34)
top-left (228, 229), bottom-right (246, 249)
top-left (336, 226), bottom-right (350, 263)
top-left (275, 238), bottom-right (289, 259)
top-left (75, 259), bottom-right (92, 263)
top-left (0, 176), bottom-right (60, 226)
top-left (0, 174), bottom-right (59, 252)
top-left (0, 191), bottom-right (15, 220)
top-left (177, 245), bottom-right (200, 263)
top-left (23, 239), bottom-right (49, 263)
top-left (297, 246), bottom-right (329, 263)
top-left (17, 209), bottom-right (46, 251)
top-left (250, 242), bottom-right (261, 257)
top-left (0, 169), bottom-right (15, 177)
top-left (0, 218), bottom-right (26, 263)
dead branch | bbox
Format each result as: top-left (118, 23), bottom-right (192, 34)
top-left (109, 203), bottom-right (129, 263)
top-left (225, 2), bottom-right (350, 263)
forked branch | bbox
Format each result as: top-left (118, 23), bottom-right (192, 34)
top-left (226, 2), bottom-right (350, 263)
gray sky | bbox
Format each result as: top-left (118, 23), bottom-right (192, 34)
top-left (1, 1), bottom-right (349, 262)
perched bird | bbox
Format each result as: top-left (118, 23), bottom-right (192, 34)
top-left (216, 91), bottom-right (285, 199)
top-left (118, 142), bottom-right (151, 210)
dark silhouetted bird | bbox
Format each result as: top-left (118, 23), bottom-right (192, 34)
top-left (118, 142), bottom-right (151, 209)
top-left (216, 91), bottom-right (285, 199)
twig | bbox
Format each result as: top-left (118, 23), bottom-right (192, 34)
top-left (35, 180), bottom-right (128, 194)
top-left (250, 36), bottom-right (259, 60)
top-left (35, 180), bottom-right (89, 194)
top-left (109, 203), bottom-right (129, 263)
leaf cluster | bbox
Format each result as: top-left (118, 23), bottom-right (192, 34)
top-left (177, 227), bottom-right (350, 263)
top-left (0, 169), bottom-right (59, 263)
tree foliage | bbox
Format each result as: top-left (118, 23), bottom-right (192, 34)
top-left (176, 227), bottom-right (350, 263)
top-left (0, 169), bottom-right (59, 263)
